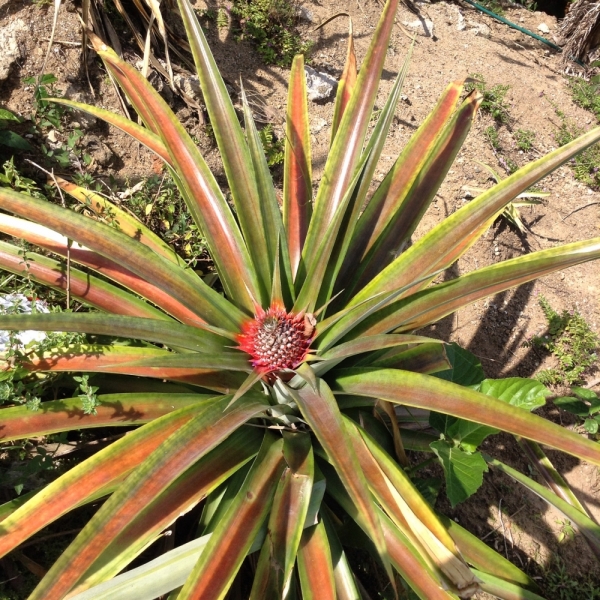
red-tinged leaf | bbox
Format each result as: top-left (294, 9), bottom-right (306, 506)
top-left (250, 432), bottom-right (314, 599)
top-left (177, 432), bottom-right (285, 600)
top-left (49, 98), bottom-right (171, 163)
top-left (439, 515), bottom-right (540, 593)
top-left (350, 91), bottom-right (480, 296)
top-left (301, 0), bottom-right (400, 278)
top-left (356, 237), bottom-right (600, 336)
top-left (319, 334), bottom-right (440, 361)
top-left (0, 241), bottom-right (168, 320)
top-left (321, 461), bottom-right (455, 600)
top-left (330, 18), bottom-right (356, 144)
top-left (73, 427), bottom-right (263, 592)
top-left (0, 217), bottom-right (206, 325)
top-left (339, 81), bottom-right (464, 291)
top-left (241, 88), bottom-right (294, 299)
top-left (28, 394), bottom-right (269, 600)
top-left (177, 0), bottom-right (271, 300)
top-left (360, 342), bottom-right (450, 374)
top-left (486, 457), bottom-right (600, 560)
top-left (279, 369), bottom-right (394, 587)
top-left (380, 510), bottom-right (468, 600)
top-left (52, 176), bottom-right (183, 266)
top-left (297, 521), bottom-right (336, 600)
top-left (321, 511), bottom-right (362, 600)
top-left (331, 368), bottom-right (600, 468)
top-left (20, 346), bottom-right (247, 393)
top-left (284, 54), bottom-right (312, 281)
top-left (92, 49), bottom-right (262, 313)
top-left (0, 393), bottom-right (211, 443)
top-left (350, 125), bottom-right (600, 309)
top-left (0, 398), bottom-right (217, 560)
top-left (0, 186), bottom-right (244, 331)
top-left (0, 313), bottom-right (229, 352)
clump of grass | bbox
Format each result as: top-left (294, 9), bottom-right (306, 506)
top-left (525, 296), bottom-right (599, 387)
top-left (466, 74), bottom-right (511, 123)
top-left (568, 76), bottom-right (600, 122)
top-left (514, 128), bottom-right (536, 152)
top-left (554, 118), bottom-right (600, 189)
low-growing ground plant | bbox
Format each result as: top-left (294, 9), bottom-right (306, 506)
top-left (526, 296), bottom-right (599, 387)
top-left (1, 1), bottom-right (600, 598)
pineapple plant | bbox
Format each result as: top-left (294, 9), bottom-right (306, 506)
top-left (0, 0), bottom-right (600, 597)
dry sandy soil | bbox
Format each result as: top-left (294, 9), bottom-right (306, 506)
top-left (1, 0), bottom-right (600, 595)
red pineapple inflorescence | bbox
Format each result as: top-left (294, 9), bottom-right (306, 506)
top-left (237, 303), bottom-right (315, 375)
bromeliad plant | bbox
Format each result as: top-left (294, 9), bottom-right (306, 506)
top-left (1, 0), bottom-right (600, 598)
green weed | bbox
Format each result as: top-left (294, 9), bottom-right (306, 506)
top-left (568, 76), bottom-right (600, 122)
top-left (231, 0), bottom-right (311, 66)
top-left (466, 74), bottom-right (511, 123)
top-left (514, 128), bottom-right (536, 152)
top-left (525, 296), bottom-right (599, 387)
top-left (484, 125), bottom-right (501, 150)
top-left (259, 124), bottom-right (284, 167)
top-left (554, 118), bottom-right (600, 189)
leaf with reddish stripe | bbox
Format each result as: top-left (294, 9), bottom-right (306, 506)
top-left (0, 186), bottom-right (244, 330)
top-left (319, 334), bottom-right (440, 361)
top-left (331, 368), bottom-right (600, 467)
top-left (176, 0), bottom-right (271, 299)
top-left (0, 393), bottom-right (210, 442)
top-left (356, 237), bottom-right (600, 336)
top-left (73, 427), bottom-right (263, 593)
top-left (0, 241), bottom-right (167, 320)
top-left (53, 176), bottom-right (184, 266)
top-left (330, 18), bottom-right (356, 144)
top-left (177, 432), bottom-right (284, 600)
top-left (250, 431), bottom-right (314, 598)
top-left (0, 398), bottom-right (218, 560)
top-left (349, 125), bottom-right (600, 310)
top-left (284, 55), bottom-right (312, 281)
top-left (301, 0), bottom-right (400, 279)
top-left (92, 47), bottom-right (262, 312)
top-left (346, 90), bottom-right (480, 297)
top-left (0, 313), bottom-right (229, 352)
top-left (278, 368), bottom-right (394, 588)
top-left (297, 520), bottom-right (336, 600)
top-left (28, 394), bottom-right (268, 600)
top-left (50, 99), bottom-right (171, 163)
top-left (475, 571), bottom-right (546, 600)
top-left (0, 216), bottom-right (205, 325)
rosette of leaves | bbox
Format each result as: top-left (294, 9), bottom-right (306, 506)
top-left (1, 0), bottom-right (600, 598)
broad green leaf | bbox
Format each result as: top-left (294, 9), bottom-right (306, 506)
top-left (430, 440), bottom-right (487, 507)
top-left (0, 220), bottom-right (202, 324)
top-left (74, 427), bottom-right (263, 592)
top-left (554, 396), bottom-right (592, 417)
top-left (283, 54), bottom-right (312, 281)
top-left (178, 432), bottom-right (285, 600)
top-left (297, 520), bottom-right (336, 600)
top-left (0, 393), bottom-right (210, 442)
top-left (0, 313), bottom-right (229, 352)
top-left (478, 378), bottom-right (549, 412)
top-left (28, 394), bottom-right (268, 600)
top-left (177, 0), bottom-right (271, 301)
top-left (0, 130), bottom-right (32, 150)
top-left (330, 368), bottom-right (600, 468)
top-left (433, 343), bottom-right (484, 386)
top-left (0, 186), bottom-right (244, 330)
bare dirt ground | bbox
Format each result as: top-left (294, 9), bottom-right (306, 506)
top-left (1, 0), bottom-right (600, 595)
